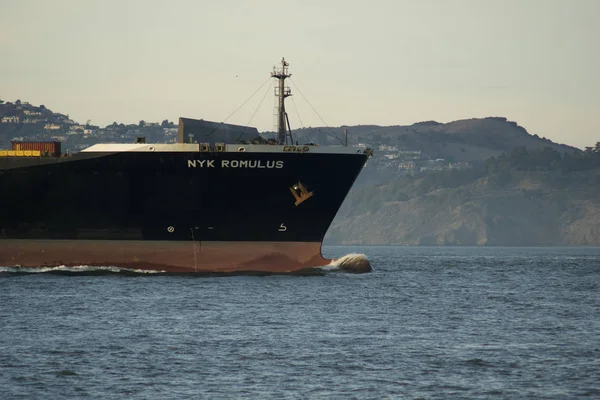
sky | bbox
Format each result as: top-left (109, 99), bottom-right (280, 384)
top-left (1, 0), bottom-right (599, 149)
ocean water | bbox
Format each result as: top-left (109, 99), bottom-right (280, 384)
top-left (1, 246), bottom-right (599, 399)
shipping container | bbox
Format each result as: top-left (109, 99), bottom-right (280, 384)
top-left (11, 141), bottom-right (61, 157)
top-left (0, 149), bottom-right (42, 157)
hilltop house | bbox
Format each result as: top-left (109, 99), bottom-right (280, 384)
top-left (1, 116), bottom-right (20, 123)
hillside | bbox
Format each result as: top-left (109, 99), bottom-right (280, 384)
top-left (325, 147), bottom-right (600, 246)
top-left (288, 117), bottom-right (579, 162)
top-left (0, 100), bottom-right (178, 151)
top-left (283, 117), bottom-right (583, 187)
top-left (0, 101), bottom-right (70, 147)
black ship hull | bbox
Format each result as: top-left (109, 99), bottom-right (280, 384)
top-left (0, 148), bottom-right (369, 272)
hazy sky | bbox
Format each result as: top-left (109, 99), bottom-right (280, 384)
top-left (2, 0), bottom-right (598, 148)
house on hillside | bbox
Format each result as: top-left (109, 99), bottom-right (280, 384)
top-left (1, 116), bottom-right (20, 123)
top-left (398, 150), bottom-right (422, 156)
top-left (420, 159), bottom-right (446, 172)
top-left (379, 144), bottom-right (398, 152)
top-left (398, 161), bottom-right (416, 174)
top-left (449, 161), bottom-right (471, 170)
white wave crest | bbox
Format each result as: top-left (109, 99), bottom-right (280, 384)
top-left (320, 253), bottom-right (372, 273)
top-left (0, 265), bottom-right (165, 274)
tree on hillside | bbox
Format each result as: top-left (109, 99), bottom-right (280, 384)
top-left (588, 142), bottom-right (600, 154)
top-left (529, 147), bottom-right (561, 170)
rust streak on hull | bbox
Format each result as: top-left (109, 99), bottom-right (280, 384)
top-left (0, 240), bottom-right (331, 273)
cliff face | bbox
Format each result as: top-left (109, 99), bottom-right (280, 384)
top-left (326, 170), bottom-right (600, 246)
top-left (559, 200), bottom-right (600, 245)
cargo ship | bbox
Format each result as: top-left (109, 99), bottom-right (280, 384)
top-left (0, 59), bottom-right (372, 273)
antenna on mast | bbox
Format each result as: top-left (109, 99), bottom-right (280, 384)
top-left (271, 58), bottom-right (294, 145)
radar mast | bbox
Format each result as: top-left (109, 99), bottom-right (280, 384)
top-left (271, 58), bottom-right (294, 145)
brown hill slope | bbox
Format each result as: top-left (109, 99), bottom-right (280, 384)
top-left (325, 168), bottom-right (600, 246)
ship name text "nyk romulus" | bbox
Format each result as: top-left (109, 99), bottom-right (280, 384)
top-left (187, 160), bottom-right (285, 169)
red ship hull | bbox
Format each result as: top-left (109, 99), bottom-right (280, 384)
top-left (0, 239), bottom-right (335, 273)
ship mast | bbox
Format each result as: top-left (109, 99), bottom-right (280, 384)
top-left (271, 58), bottom-right (294, 145)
